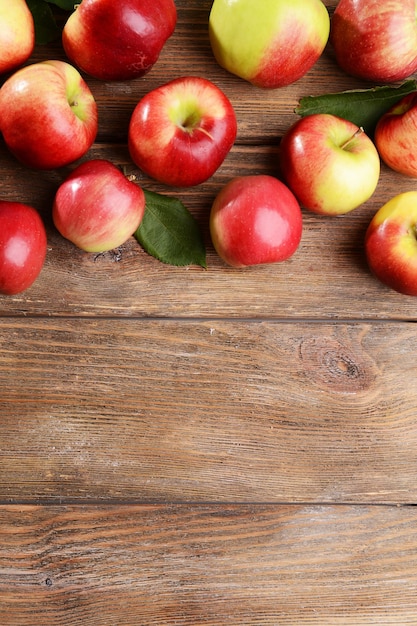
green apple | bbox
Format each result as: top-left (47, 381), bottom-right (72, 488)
top-left (209, 0), bottom-right (330, 88)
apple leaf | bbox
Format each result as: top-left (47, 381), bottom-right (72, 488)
top-left (45, 0), bottom-right (76, 9)
top-left (26, 0), bottom-right (61, 43)
top-left (295, 80), bottom-right (417, 135)
top-left (135, 190), bottom-right (207, 268)
top-left (27, 0), bottom-right (75, 44)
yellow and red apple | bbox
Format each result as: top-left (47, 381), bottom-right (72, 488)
top-left (280, 114), bottom-right (380, 215)
top-left (0, 60), bottom-right (98, 170)
top-left (209, 0), bottom-right (330, 88)
top-left (374, 93), bottom-right (417, 178)
top-left (0, 0), bottom-right (34, 75)
top-left (128, 76), bottom-right (237, 187)
top-left (331, 0), bottom-right (417, 83)
top-left (53, 159), bottom-right (146, 253)
top-left (365, 191), bottom-right (417, 296)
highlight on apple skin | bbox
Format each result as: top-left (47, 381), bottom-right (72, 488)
top-left (0, 60), bottom-right (98, 170)
top-left (0, 0), bottom-right (35, 75)
top-left (209, 0), bottom-right (330, 88)
top-left (62, 0), bottom-right (177, 81)
top-left (330, 0), bottom-right (417, 83)
top-left (365, 191), bottom-right (417, 297)
top-left (128, 76), bottom-right (237, 187)
top-left (52, 159), bottom-right (146, 253)
top-left (280, 113), bottom-right (381, 215)
top-left (0, 201), bottom-right (47, 296)
top-left (209, 175), bottom-right (303, 268)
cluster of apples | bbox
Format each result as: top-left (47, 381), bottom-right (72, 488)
top-left (2, 0), bottom-right (417, 298)
top-left (210, 0), bottom-right (417, 298)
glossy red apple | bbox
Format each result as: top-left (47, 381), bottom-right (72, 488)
top-left (0, 201), bottom-right (47, 296)
top-left (280, 114), bottom-right (380, 215)
top-left (209, 175), bottom-right (302, 267)
top-left (330, 0), bottom-right (417, 83)
top-left (53, 159), bottom-right (146, 253)
top-left (374, 92), bottom-right (417, 178)
top-left (62, 0), bottom-right (177, 81)
top-left (0, 60), bottom-right (98, 170)
top-left (0, 0), bottom-right (34, 75)
top-left (128, 76), bottom-right (237, 187)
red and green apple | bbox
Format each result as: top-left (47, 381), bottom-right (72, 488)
top-left (128, 76), bottom-right (237, 187)
top-left (280, 113), bottom-right (380, 215)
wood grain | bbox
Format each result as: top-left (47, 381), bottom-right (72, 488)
top-left (1, 504), bottom-right (417, 625)
top-left (1, 318), bottom-right (416, 503)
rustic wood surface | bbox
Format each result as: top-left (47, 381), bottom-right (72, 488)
top-left (1, 1), bottom-right (417, 623)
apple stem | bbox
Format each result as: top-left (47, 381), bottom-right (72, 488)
top-left (196, 127), bottom-right (214, 141)
top-left (340, 127), bottom-right (364, 150)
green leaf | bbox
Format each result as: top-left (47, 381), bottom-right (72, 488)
top-left (295, 80), bottom-right (417, 135)
top-left (26, 0), bottom-right (61, 43)
top-left (46, 0), bottom-right (76, 9)
top-left (135, 190), bottom-right (207, 268)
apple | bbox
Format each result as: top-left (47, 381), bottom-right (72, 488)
top-left (0, 0), bottom-right (34, 75)
top-left (0, 201), bottom-right (47, 296)
top-left (365, 191), bottom-right (417, 296)
top-left (209, 175), bottom-right (302, 267)
top-left (374, 92), bottom-right (417, 178)
top-left (52, 159), bottom-right (146, 253)
top-left (62, 0), bottom-right (177, 81)
top-left (280, 113), bottom-right (380, 215)
top-left (128, 76), bottom-right (237, 187)
top-left (330, 0), bottom-right (417, 83)
top-left (0, 60), bottom-right (98, 170)
top-left (208, 0), bottom-right (330, 89)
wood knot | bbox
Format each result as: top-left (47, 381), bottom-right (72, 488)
top-left (299, 336), bottom-right (374, 393)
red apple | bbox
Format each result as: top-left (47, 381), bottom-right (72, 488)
top-left (365, 191), bottom-right (417, 296)
top-left (209, 175), bottom-right (302, 267)
top-left (128, 76), bottom-right (237, 187)
top-left (0, 60), bottom-right (98, 170)
top-left (52, 159), bottom-right (146, 253)
top-left (0, 0), bottom-right (34, 75)
top-left (374, 92), bottom-right (417, 178)
top-left (280, 114), bottom-right (380, 215)
top-left (62, 0), bottom-right (177, 81)
top-left (0, 201), bottom-right (47, 296)
top-left (209, 0), bottom-right (330, 89)
top-left (330, 0), bottom-right (417, 83)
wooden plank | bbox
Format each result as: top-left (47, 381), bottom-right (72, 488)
top-left (1, 318), bottom-right (416, 503)
top-left (1, 503), bottom-right (417, 625)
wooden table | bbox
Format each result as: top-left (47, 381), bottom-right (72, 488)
top-left (2, 1), bottom-right (417, 623)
